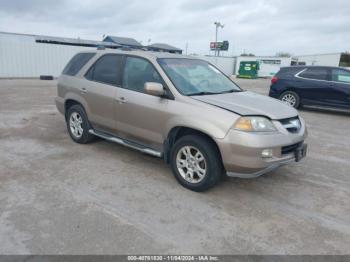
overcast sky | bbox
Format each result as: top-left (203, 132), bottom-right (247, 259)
top-left (0, 0), bottom-right (349, 56)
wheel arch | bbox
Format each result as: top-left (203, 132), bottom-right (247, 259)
top-left (63, 93), bottom-right (90, 119)
top-left (163, 126), bottom-right (223, 165)
top-left (280, 88), bottom-right (300, 96)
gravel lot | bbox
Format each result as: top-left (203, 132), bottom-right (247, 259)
top-left (0, 78), bottom-right (350, 254)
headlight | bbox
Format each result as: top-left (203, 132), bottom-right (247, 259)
top-left (233, 116), bottom-right (277, 132)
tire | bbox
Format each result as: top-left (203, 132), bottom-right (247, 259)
top-left (279, 91), bottom-right (300, 109)
top-left (170, 135), bottom-right (223, 192)
top-left (66, 104), bottom-right (95, 144)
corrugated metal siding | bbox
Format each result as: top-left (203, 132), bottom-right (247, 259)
top-left (0, 33), bottom-right (95, 78)
top-left (195, 55), bottom-right (236, 76)
top-left (295, 53), bottom-right (341, 67)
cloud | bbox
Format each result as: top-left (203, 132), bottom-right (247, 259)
top-left (0, 0), bottom-right (349, 55)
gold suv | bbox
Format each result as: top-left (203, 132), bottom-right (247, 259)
top-left (56, 50), bottom-right (307, 191)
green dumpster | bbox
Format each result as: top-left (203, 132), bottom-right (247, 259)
top-left (237, 61), bottom-right (259, 79)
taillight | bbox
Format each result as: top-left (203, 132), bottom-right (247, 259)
top-left (271, 76), bottom-right (278, 85)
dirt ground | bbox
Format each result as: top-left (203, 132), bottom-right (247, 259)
top-left (0, 78), bottom-right (349, 254)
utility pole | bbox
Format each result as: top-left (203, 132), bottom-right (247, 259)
top-left (185, 42), bottom-right (188, 55)
top-left (214, 21), bottom-right (224, 56)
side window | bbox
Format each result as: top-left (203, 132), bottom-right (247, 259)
top-left (299, 68), bottom-right (328, 81)
top-left (62, 53), bottom-right (95, 76)
top-left (86, 55), bottom-right (123, 86)
top-left (122, 57), bottom-right (162, 93)
top-left (332, 69), bottom-right (350, 83)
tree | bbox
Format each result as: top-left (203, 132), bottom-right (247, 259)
top-left (240, 53), bottom-right (255, 57)
top-left (276, 52), bottom-right (292, 57)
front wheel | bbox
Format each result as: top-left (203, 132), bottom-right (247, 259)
top-left (279, 91), bottom-right (300, 109)
top-left (170, 135), bottom-right (223, 192)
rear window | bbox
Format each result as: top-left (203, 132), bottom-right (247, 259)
top-left (299, 68), bottom-right (328, 80)
top-left (62, 53), bottom-right (95, 76)
top-left (275, 67), bottom-right (303, 77)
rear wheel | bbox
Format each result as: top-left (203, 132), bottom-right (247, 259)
top-left (170, 135), bottom-right (223, 192)
top-left (66, 105), bottom-right (95, 144)
top-left (279, 91), bottom-right (300, 108)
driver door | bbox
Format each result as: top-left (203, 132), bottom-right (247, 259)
top-left (114, 56), bottom-right (175, 151)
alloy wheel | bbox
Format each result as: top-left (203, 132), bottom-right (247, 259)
top-left (69, 112), bottom-right (84, 139)
top-left (281, 93), bottom-right (297, 107)
top-left (176, 146), bottom-right (207, 184)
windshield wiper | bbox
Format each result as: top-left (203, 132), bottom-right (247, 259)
top-left (188, 89), bottom-right (238, 96)
top-left (215, 89), bottom-right (237, 94)
top-left (188, 91), bottom-right (218, 96)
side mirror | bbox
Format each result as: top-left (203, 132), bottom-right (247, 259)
top-left (144, 82), bottom-right (165, 97)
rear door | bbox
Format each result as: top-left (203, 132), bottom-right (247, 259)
top-left (296, 67), bottom-right (333, 106)
top-left (83, 54), bottom-right (123, 133)
top-left (330, 68), bottom-right (350, 108)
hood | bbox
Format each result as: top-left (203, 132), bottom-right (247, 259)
top-left (192, 91), bottom-right (298, 120)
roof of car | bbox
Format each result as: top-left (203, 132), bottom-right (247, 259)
top-left (281, 65), bottom-right (349, 70)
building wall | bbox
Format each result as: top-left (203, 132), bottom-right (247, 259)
top-left (195, 55), bottom-right (236, 76)
top-left (235, 56), bottom-right (292, 77)
top-left (0, 33), bottom-right (95, 78)
top-left (295, 53), bottom-right (341, 67)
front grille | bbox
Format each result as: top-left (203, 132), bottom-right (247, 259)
top-left (282, 142), bottom-right (303, 155)
top-left (279, 116), bottom-right (301, 133)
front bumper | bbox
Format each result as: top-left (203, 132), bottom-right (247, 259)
top-left (215, 118), bottom-right (307, 178)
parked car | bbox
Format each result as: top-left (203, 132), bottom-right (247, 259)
top-left (269, 66), bottom-right (350, 110)
top-left (56, 50), bottom-right (307, 191)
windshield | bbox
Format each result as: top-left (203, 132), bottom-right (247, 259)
top-left (158, 58), bottom-right (241, 96)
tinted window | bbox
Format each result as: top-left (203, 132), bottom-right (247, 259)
top-left (122, 57), bottom-right (162, 93)
top-left (86, 55), bottom-right (123, 86)
top-left (299, 68), bottom-right (328, 80)
top-left (332, 69), bottom-right (350, 83)
top-left (62, 53), bottom-right (95, 76)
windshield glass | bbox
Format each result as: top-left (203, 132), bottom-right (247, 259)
top-left (158, 58), bottom-right (241, 96)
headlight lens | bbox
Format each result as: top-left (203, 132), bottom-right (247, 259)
top-left (233, 116), bottom-right (277, 132)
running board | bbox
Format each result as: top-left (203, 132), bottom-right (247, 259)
top-left (88, 129), bottom-right (162, 158)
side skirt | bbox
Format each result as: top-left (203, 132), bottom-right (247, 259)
top-left (88, 129), bottom-right (163, 158)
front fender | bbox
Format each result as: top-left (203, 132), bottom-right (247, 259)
top-left (165, 116), bottom-right (231, 140)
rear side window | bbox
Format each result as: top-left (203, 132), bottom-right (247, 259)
top-left (85, 55), bottom-right (123, 86)
top-left (331, 69), bottom-right (350, 83)
top-left (275, 67), bottom-right (302, 78)
top-left (299, 68), bottom-right (328, 81)
top-left (62, 53), bottom-right (95, 76)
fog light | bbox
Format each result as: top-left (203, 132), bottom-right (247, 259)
top-left (261, 149), bottom-right (273, 158)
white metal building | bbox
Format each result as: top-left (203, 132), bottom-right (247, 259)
top-left (194, 55), bottom-right (236, 76)
top-left (1, 31), bottom-right (349, 79)
top-left (294, 53), bottom-right (350, 67)
top-left (0, 32), bottom-right (119, 78)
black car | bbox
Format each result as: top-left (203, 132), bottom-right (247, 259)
top-left (269, 66), bottom-right (350, 110)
